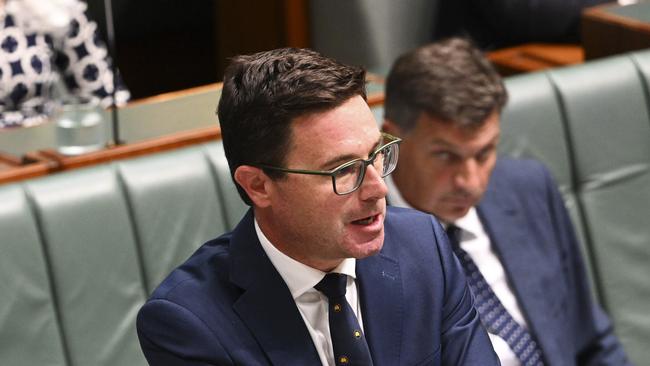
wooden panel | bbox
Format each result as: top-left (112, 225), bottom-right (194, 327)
top-left (582, 2), bottom-right (650, 60)
top-left (0, 152), bottom-right (56, 185)
top-left (36, 126), bottom-right (221, 172)
top-left (0, 126), bottom-right (220, 185)
top-left (284, 0), bottom-right (310, 48)
top-left (0, 152), bottom-right (22, 168)
top-left (487, 43), bottom-right (584, 76)
top-left (216, 0), bottom-right (310, 76)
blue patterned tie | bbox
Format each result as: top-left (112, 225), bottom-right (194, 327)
top-left (446, 225), bottom-right (545, 366)
top-left (315, 273), bottom-right (373, 366)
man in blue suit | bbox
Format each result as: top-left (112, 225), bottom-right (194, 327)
top-left (136, 48), bottom-right (498, 365)
top-left (382, 37), bottom-right (631, 365)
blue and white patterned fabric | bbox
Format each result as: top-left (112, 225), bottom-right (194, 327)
top-left (0, 0), bottom-right (129, 128)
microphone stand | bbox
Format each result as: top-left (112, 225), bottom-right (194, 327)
top-left (103, 0), bottom-right (122, 146)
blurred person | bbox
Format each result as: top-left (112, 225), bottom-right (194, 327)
top-left (383, 37), bottom-right (631, 365)
top-left (0, 0), bottom-right (129, 128)
top-left (136, 47), bottom-right (499, 365)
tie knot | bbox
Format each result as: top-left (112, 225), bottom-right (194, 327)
top-left (445, 224), bottom-right (462, 247)
top-left (315, 273), bottom-right (348, 299)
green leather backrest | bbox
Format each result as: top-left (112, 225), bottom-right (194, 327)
top-left (25, 167), bottom-right (148, 366)
top-left (500, 51), bottom-right (650, 365)
top-left (501, 73), bottom-right (572, 189)
top-left (204, 141), bottom-right (249, 230)
top-left (549, 54), bottom-right (650, 364)
top-left (0, 141), bottom-right (246, 366)
top-left (0, 185), bottom-right (68, 366)
top-left (117, 146), bottom-right (228, 293)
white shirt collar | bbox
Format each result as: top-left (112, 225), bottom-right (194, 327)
top-left (451, 206), bottom-right (481, 241)
top-left (254, 217), bottom-right (357, 300)
top-left (386, 174), bottom-right (480, 236)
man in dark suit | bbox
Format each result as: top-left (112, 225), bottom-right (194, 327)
top-left (382, 37), bottom-right (631, 365)
top-left (136, 47), bottom-right (498, 365)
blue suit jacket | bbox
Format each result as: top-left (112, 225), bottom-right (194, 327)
top-left (478, 158), bottom-right (630, 365)
top-left (136, 206), bottom-right (499, 365)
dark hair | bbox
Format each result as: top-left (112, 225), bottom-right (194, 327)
top-left (384, 37), bottom-right (507, 131)
top-left (217, 47), bottom-right (367, 205)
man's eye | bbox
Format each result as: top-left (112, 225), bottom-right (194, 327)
top-left (433, 151), bottom-right (453, 161)
top-left (476, 147), bottom-right (495, 162)
top-left (335, 164), bottom-right (357, 177)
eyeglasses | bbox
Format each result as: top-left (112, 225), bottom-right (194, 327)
top-left (256, 132), bottom-right (401, 195)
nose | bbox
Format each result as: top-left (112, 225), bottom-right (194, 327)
top-left (358, 164), bottom-right (388, 201)
top-left (454, 159), bottom-right (481, 191)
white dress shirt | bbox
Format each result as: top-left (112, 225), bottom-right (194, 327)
top-left (254, 218), bottom-right (364, 366)
top-left (386, 175), bottom-right (528, 366)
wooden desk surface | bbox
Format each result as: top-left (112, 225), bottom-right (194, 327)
top-left (487, 43), bottom-right (584, 76)
top-left (583, 2), bottom-right (650, 60)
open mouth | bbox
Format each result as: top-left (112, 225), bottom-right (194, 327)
top-left (352, 214), bottom-right (378, 225)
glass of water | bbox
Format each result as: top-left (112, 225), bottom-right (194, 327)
top-left (55, 103), bottom-right (108, 155)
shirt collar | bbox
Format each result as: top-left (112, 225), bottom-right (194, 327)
top-left (386, 174), bottom-right (481, 238)
top-left (451, 207), bottom-right (481, 241)
top-left (254, 217), bottom-right (357, 300)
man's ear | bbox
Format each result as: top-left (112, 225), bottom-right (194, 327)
top-left (382, 119), bottom-right (402, 137)
top-left (234, 165), bottom-right (273, 208)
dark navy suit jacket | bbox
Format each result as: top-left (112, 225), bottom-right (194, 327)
top-left (137, 206), bottom-right (499, 365)
top-left (477, 158), bottom-right (630, 365)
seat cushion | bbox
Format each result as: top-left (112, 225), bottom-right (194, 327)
top-left (0, 184), bottom-right (68, 366)
top-left (118, 146), bottom-right (228, 292)
top-left (26, 166), bottom-right (148, 366)
top-left (549, 54), bottom-right (650, 363)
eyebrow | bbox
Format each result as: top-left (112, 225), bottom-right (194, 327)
top-left (428, 138), bottom-right (454, 148)
top-left (319, 135), bottom-right (384, 170)
top-left (429, 134), bottom-right (500, 150)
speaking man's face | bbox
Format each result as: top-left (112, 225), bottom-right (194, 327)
top-left (262, 95), bottom-right (388, 271)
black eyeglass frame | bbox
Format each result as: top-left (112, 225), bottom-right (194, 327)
top-left (254, 132), bottom-right (402, 195)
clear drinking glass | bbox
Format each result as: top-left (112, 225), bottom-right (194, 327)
top-left (55, 103), bottom-right (108, 155)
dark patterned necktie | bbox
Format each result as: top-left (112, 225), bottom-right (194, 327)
top-left (315, 273), bottom-right (373, 366)
top-left (446, 225), bottom-right (545, 366)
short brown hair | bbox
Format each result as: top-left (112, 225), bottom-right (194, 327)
top-left (385, 37), bottom-right (507, 131)
top-left (217, 48), bottom-right (367, 205)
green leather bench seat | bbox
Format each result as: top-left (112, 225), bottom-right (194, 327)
top-left (26, 166), bottom-right (147, 366)
top-left (118, 146), bottom-right (229, 292)
top-left (0, 141), bottom-right (247, 366)
top-left (500, 51), bottom-right (650, 365)
top-left (204, 142), bottom-right (249, 230)
top-left (552, 55), bottom-right (650, 364)
top-left (0, 186), bottom-right (68, 366)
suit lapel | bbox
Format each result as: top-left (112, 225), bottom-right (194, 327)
top-left (477, 169), bottom-right (562, 364)
top-left (477, 195), bottom-right (542, 323)
top-left (229, 210), bottom-right (321, 365)
top-left (356, 231), bottom-right (402, 366)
